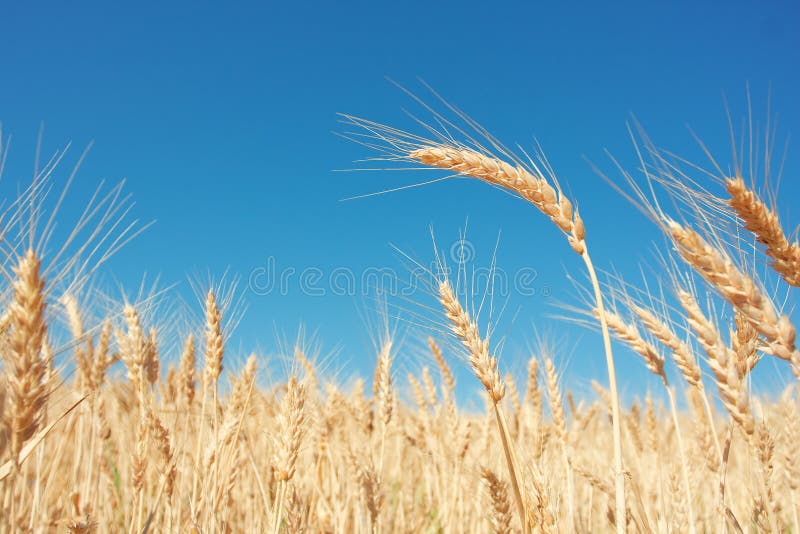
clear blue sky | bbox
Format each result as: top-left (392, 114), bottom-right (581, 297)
top-left (2, 1), bottom-right (798, 402)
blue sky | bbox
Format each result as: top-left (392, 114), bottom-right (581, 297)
top-left (1, 1), bottom-right (799, 403)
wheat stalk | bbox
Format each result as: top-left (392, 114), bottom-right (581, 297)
top-left (407, 141), bottom-right (626, 530)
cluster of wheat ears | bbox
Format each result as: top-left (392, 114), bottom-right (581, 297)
top-left (1, 96), bottom-right (799, 533)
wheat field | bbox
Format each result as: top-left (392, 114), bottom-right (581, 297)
top-left (1, 100), bottom-right (799, 533)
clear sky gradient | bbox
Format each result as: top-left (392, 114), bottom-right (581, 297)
top-left (2, 1), bottom-right (799, 403)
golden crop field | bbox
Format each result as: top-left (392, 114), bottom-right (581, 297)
top-left (1, 101), bottom-right (798, 534)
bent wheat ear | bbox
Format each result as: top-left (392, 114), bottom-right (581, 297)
top-left (344, 108), bottom-right (625, 529)
top-left (410, 146), bottom-right (586, 255)
top-left (678, 289), bottom-right (755, 436)
top-left (598, 309), bottom-right (666, 385)
top-left (667, 219), bottom-right (800, 376)
top-left (726, 176), bottom-right (800, 287)
top-left (631, 304), bottom-right (702, 389)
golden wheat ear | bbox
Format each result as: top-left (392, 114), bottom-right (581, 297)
top-left (4, 250), bottom-right (49, 470)
top-left (726, 176), bottom-right (800, 287)
top-left (0, 395), bottom-right (87, 481)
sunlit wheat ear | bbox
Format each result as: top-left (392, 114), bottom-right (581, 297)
top-left (407, 373), bottom-right (427, 414)
top-left (273, 375), bottom-right (307, 483)
top-left (205, 355), bottom-right (256, 470)
top-left (203, 290), bottom-right (224, 391)
top-left (428, 336), bottom-right (455, 398)
top-left (596, 302), bottom-right (698, 530)
top-left (667, 219), bottom-right (800, 375)
top-left (524, 357), bottom-right (545, 453)
top-left (178, 333), bottom-right (196, 408)
top-left (144, 328), bottom-right (159, 387)
top-left (504, 373), bottom-right (521, 421)
top-left (272, 376), bottom-right (307, 533)
top-left (116, 305), bottom-right (150, 405)
top-left (677, 288), bottom-right (755, 436)
top-left (62, 294), bottom-right (90, 393)
top-left (344, 102), bottom-right (625, 529)
top-left (351, 454), bottom-right (383, 532)
top-left (375, 339), bottom-right (393, 429)
top-left (421, 367), bottom-right (437, 409)
top-left (629, 304), bottom-right (702, 389)
top-left (526, 464), bottom-right (556, 532)
top-left (437, 278), bottom-right (504, 403)
top-left (597, 308), bottom-right (666, 385)
top-left (754, 423), bottom-right (781, 529)
top-left (731, 312), bottom-right (760, 377)
top-left (726, 176), bottom-right (800, 287)
top-left (90, 320), bottom-right (114, 392)
top-left (542, 356), bottom-right (567, 446)
top-left (4, 249), bottom-right (48, 468)
top-left (410, 146), bottom-right (586, 255)
top-left (146, 408), bottom-right (176, 499)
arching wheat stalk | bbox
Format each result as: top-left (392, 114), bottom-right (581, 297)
top-left (341, 111), bottom-right (626, 530)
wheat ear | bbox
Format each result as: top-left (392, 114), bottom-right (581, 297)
top-left (428, 336), bottom-right (455, 397)
top-left (598, 309), bottom-right (666, 385)
top-left (678, 289), bottom-right (755, 437)
top-left (667, 220), bottom-right (800, 376)
top-left (4, 250), bottom-right (49, 470)
top-left (178, 334), bottom-right (196, 409)
top-left (481, 467), bottom-right (513, 534)
top-left (191, 290), bottom-right (224, 511)
top-left (726, 176), bottom-right (800, 287)
top-left (542, 355), bottom-right (575, 531)
top-left (273, 375), bottom-right (307, 533)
